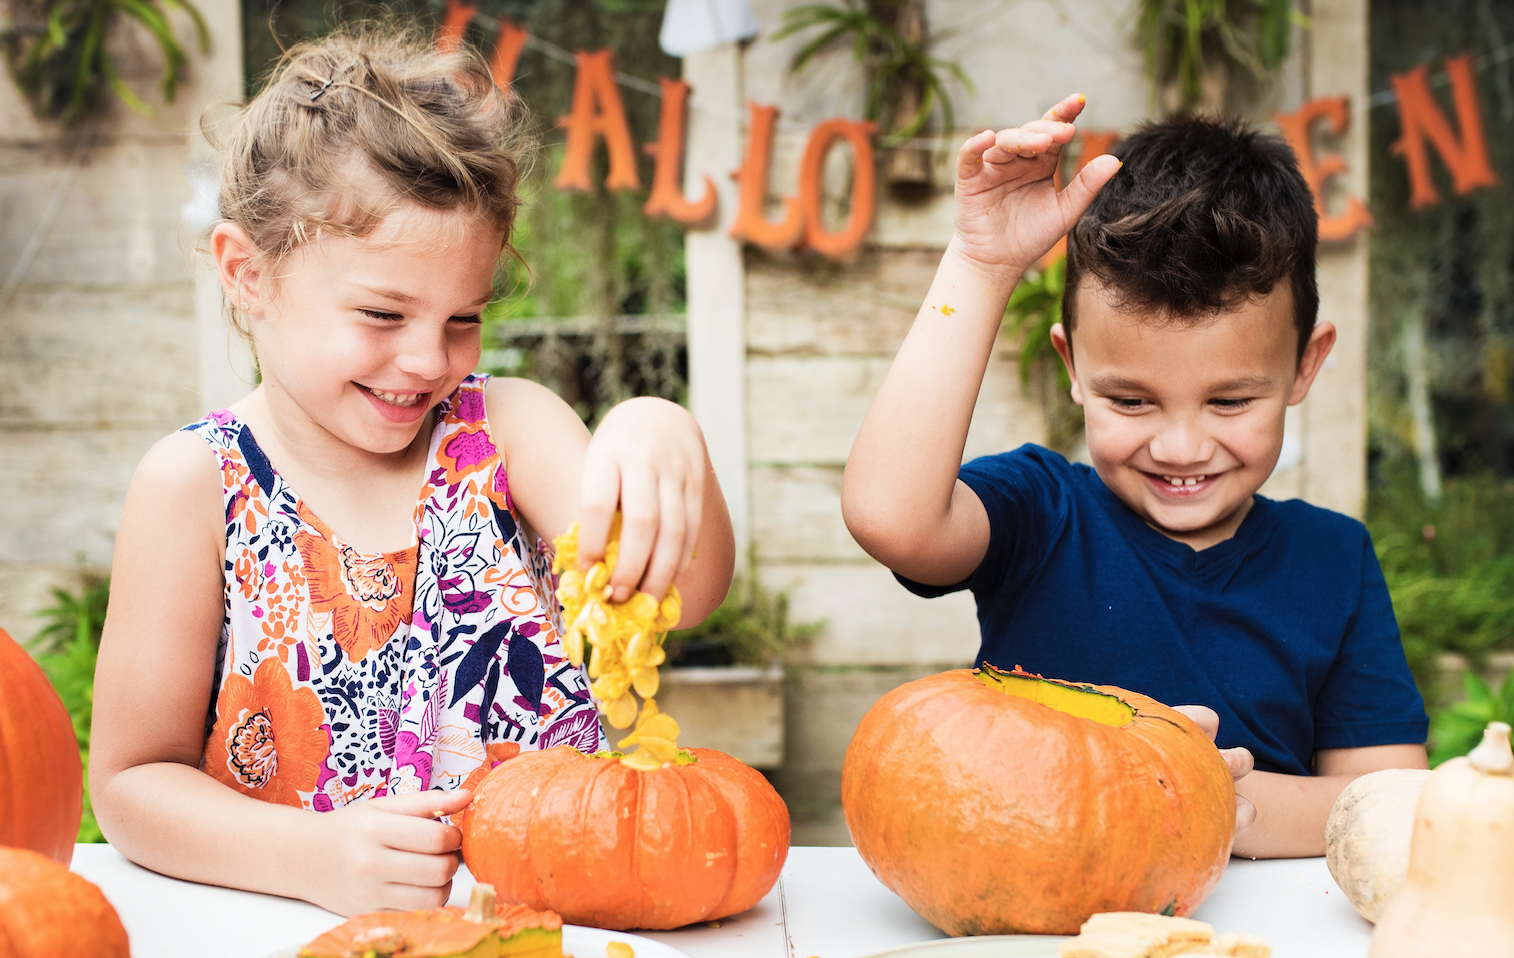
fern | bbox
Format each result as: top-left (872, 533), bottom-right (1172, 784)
top-left (1430, 671), bottom-right (1514, 767)
top-left (34, 579), bottom-right (110, 843)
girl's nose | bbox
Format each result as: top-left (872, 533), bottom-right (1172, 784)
top-left (395, 324), bottom-right (452, 381)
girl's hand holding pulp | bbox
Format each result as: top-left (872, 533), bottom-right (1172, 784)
top-left (951, 92), bottom-right (1122, 279)
top-left (305, 789), bottom-right (472, 916)
top-left (575, 397), bottom-right (718, 607)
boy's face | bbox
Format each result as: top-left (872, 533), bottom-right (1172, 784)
top-left (1051, 281), bottom-right (1335, 550)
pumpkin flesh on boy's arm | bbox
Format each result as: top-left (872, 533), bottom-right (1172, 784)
top-left (1230, 743), bottom-right (1428, 859)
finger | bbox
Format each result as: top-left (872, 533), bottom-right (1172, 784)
top-left (956, 129), bottom-right (997, 179)
top-left (987, 127), bottom-right (1056, 161)
top-left (365, 788), bottom-right (473, 820)
top-left (373, 814), bottom-right (463, 856)
top-left (380, 846), bottom-right (462, 888)
top-left (1055, 153), bottom-right (1121, 229)
top-left (1235, 794), bottom-right (1258, 833)
top-left (380, 877), bottom-right (455, 910)
top-left (577, 441), bottom-right (622, 569)
top-left (609, 463), bottom-right (658, 602)
top-left (1171, 704), bottom-right (1220, 741)
top-left (1042, 92), bottom-right (1087, 123)
top-left (638, 472), bottom-right (687, 600)
top-left (1220, 746), bottom-right (1255, 782)
top-left (1017, 117), bottom-right (1078, 147)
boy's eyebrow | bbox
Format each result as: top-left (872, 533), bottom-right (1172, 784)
top-left (1084, 375), bottom-right (1151, 394)
top-left (357, 284), bottom-right (495, 307)
top-left (1208, 375), bottom-right (1275, 392)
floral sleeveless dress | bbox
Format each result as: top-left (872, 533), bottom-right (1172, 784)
top-left (184, 374), bottom-right (604, 812)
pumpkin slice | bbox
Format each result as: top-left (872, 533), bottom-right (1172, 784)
top-left (299, 885), bottom-right (562, 958)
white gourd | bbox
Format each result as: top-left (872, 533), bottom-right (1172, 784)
top-left (1368, 722), bottom-right (1514, 958)
top-left (1325, 768), bottom-right (1431, 922)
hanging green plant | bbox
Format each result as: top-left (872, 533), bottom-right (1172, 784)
top-left (1004, 256), bottom-right (1068, 390)
top-left (3, 0), bottom-right (209, 123)
top-left (1134, 0), bottom-right (1302, 113)
top-left (772, 0), bottom-right (972, 145)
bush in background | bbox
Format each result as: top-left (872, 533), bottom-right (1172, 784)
top-left (34, 578), bottom-right (109, 843)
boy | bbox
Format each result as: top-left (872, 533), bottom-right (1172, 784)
top-left (842, 95), bottom-right (1428, 859)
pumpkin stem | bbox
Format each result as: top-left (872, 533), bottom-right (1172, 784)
top-left (1468, 721), bottom-right (1514, 776)
top-left (465, 883), bottom-right (498, 923)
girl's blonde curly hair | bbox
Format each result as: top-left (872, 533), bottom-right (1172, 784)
top-left (212, 24), bottom-right (526, 342)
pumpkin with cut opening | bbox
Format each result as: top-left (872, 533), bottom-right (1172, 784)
top-left (841, 665), bottom-right (1235, 936)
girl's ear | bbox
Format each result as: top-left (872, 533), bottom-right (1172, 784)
top-left (1049, 323), bottom-right (1084, 406)
top-left (212, 223), bottom-right (263, 312)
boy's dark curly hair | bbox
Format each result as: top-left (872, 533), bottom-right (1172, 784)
top-left (1063, 115), bottom-right (1319, 362)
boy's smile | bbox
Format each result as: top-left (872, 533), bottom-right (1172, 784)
top-left (1052, 281), bottom-right (1335, 551)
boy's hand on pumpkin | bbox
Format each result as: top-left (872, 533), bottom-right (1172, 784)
top-left (578, 396), bottom-right (707, 604)
top-left (950, 92), bottom-right (1121, 277)
top-left (308, 788), bottom-right (472, 916)
top-left (1172, 705), bottom-right (1259, 837)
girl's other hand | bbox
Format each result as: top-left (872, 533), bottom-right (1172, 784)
top-left (307, 788), bottom-right (473, 916)
top-left (577, 396), bottom-right (707, 603)
top-left (952, 92), bottom-right (1121, 276)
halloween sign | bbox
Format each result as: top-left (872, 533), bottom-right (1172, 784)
top-left (439, 0), bottom-right (1507, 258)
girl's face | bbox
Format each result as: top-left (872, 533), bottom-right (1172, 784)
top-left (247, 204), bottom-right (499, 456)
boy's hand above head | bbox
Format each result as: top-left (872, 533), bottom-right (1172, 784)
top-left (1172, 704), bottom-right (1259, 840)
top-left (952, 93), bottom-right (1122, 278)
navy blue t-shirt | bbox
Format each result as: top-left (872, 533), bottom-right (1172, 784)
top-left (898, 444), bottom-right (1427, 777)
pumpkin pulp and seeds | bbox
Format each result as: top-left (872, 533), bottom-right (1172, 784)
top-left (299, 884), bottom-right (562, 958)
top-left (977, 664), bottom-right (1137, 728)
top-left (553, 518), bottom-right (685, 770)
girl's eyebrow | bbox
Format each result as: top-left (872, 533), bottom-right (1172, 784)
top-left (356, 284), bottom-right (494, 307)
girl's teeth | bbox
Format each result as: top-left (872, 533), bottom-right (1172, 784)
top-left (370, 388), bottom-right (422, 407)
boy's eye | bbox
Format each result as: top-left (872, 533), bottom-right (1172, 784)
top-left (1111, 398), bottom-right (1149, 410)
top-left (359, 308), bottom-right (403, 321)
top-left (1209, 397), bottom-right (1255, 410)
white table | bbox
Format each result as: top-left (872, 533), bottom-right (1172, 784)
top-left (70, 844), bottom-right (1373, 958)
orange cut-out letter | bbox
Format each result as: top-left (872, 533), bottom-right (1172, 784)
top-left (797, 118), bottom-right (878, 259)
top-left (555, 49), bottom-right (641, 192)
top-left (1275, 97), bottom-right (1373, 242)
top-left (729, 103), bottom-right (804, 250)
top-left (1038, 129), bottom-right (1122, 269)
top-left (1389, 53), bottom-right (1499, 209)
top-left (436, 0), bottom-right (477, 54)
top-left (644, 78), bottom-right (717, 227)
top-left (490, 22), bottom-right (529, 92)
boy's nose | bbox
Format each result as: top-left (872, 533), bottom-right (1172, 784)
top-left (1147, 417), bottom-right (1215, 466)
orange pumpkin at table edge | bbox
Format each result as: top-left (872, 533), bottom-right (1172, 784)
top-left (0, 625), bottom-right (84, 865)
top-left (842, 665), bottom-right (1236, 937)
top-left (459, 746), bottom-right (790, 930)
top-left (0, 846), bottom-right (131, 958)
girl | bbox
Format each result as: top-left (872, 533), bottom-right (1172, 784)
top-left (89, 27), bottom-right (734, 917)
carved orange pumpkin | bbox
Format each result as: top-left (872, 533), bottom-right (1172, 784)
top-left (0, 626), bottom-right (83, 864)
top-left (0, 847), bottom-right (130, 957)
top-left (460, 747), bottom-right (790, 930)
top-left (842, 666), bottom-right (1236, 936)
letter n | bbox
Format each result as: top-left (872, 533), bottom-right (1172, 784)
top-left (1389, 53), bottom-right (1498, 209)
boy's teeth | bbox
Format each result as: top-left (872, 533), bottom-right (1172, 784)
top-left (1163, 475), bottom-right (1206, 486)
top-left (370, 388), bottom-right (422, 407)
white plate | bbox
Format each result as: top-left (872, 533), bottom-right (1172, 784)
top-left (265, 924), bottom-right (691, 958)
top-left (864, 935), bottom-right (1070, 958)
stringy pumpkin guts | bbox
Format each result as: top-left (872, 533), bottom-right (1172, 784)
top-left (553, 518), bottom-right (683, 770)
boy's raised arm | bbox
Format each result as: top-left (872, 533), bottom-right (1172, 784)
top-left (842, 94), bottom-right (1121, 586)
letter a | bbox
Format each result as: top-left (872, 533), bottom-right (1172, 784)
top-left (555, 50), bottom-right (641, 192)
top-left (1389, 53), bottom-right (1498, 209)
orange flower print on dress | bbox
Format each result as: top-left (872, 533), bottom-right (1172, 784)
top-left (296, 504), bottom-right (417, 662)
top-left (206, 658), bottom-right (328, 807)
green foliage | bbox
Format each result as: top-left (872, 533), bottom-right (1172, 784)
top-left (667, 567), bottom-right (823, 668)
top-left (4, 0), bottom-right (209, 123)
top-left (1003, 256), bottom-right (1068, 390)
top-left (1429, 672), bottom-right (1514, 767)
top-left (33, 578), bottom-right (110, 843)
top-left (1134, 0), bottom-right (1301, 113)
top-left (772, 0), bottom-right (973, 141)
top-left (1368, 470), bottom-right (1514, 684)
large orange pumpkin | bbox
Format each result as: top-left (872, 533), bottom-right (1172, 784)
top-left (0, 626), bottom-right (83, 864)
top-left (460, 746), bottom-right (790, 930)
top-left (0, 846), bottom-right (131, 958)
top-left (842, 666), bottom-right (1235, 936)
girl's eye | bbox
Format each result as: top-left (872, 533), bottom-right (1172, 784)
top-left (360, 308), bottom-right (402, 321)
top-left (450, 314), bottom-right (483, 325)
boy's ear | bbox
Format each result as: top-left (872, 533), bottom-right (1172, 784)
top-left (212, 223), bottom-right (264, 312)
top-left (1049, 323), bottom-right (1084, 406)
top-left (1288, 322), bottom-right (1337, 406)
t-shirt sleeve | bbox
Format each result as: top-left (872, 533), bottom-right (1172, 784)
top-left (894, 444), bottom-right (1072, 599)
top-left (1312, 530), bottom-right (1429, 751)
